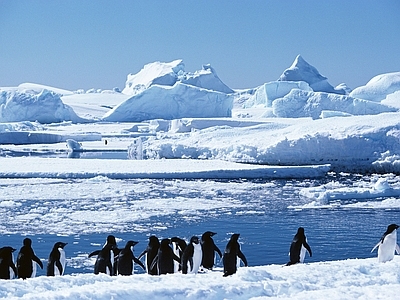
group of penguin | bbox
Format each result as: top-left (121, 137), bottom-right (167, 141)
top-left (1, 224), bottom-right (399, 280)
top-left (0, 239), bottom-right (67, 280)
top-left (87, 231), bottom-right (247, 277)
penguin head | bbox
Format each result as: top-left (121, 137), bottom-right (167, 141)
top-left (149, 235), bottom-right (160, 245)
top-left (0, 246), bottom-right (17, 256)
top-left (190, 236), bottom-right (200, 244)
top-left (297, 227), bottom-right (305, 234)
top-left (386, 224), bottom-right (399, 234)
top-left (54, 242), bottom-right (68, 250)
top-left (106, 235), bottom-right (117, 246)
top-left (231, 233), bottom-right (240, 241)
top-left (202, 231), bottom-right (217, 240)
top-left (23, 238), bottom-right (32, 247)
top-left (160, 238), bottom-right (171, 248)
top-left (125, 240), bottom-right (139, 248)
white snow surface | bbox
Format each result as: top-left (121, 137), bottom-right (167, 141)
top-left (1, 257), bottom-right (400, 300)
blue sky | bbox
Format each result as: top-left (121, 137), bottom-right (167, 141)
top-left (1, 0), bottom-right (399, 91)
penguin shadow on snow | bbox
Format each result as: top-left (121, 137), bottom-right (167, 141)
top-left (371, 223), bottom-right (400, 263)
top-left (17, 238), bottom-right (43, 279)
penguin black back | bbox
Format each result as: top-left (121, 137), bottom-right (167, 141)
top-left (201, 231), bottom-right (222, 270)
top-left (17, 238), bottom-right (43, 279)
top-left (222, 233), bottom-right (247, 277)
top-left (0, 246), bottom-right (17, 279)
top-left (138, 235), bottom-right (160, 275)
top-left (287, 227), bottom-right (312, 266)
top-left (47, 242), bottom-right (67, 276)
top-left (151, 238), bottom-right (180, 275)
top-left (117, 240), bottom-right (145, 275)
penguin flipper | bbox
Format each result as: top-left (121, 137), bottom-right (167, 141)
top-left (189, 257), bottom-right (194, 272)
top-left (237, 250), bottom-right (248, 267)
top-left (150, 255), bottom-right (158, 270)
top-left (88, 250), bottom-right (101, 258)
top-left (33, 255), bottom-right (43, 269)
top-left (304, 242), bottom-right (312, 257)
top-left (396, 244), bottom-right (400, 255)
top-left (133, 256), bottom-right (146, 270)
top-left (371, 242), bottom-right (380, 253)
top-left (214, 245), bottom-right (223, 258)
top-left (137, 249), bottom-right (147, 260)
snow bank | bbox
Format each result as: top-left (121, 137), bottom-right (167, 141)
top-left (350, 71), bottom-right (400, 102)
top-left (103, 83), bottom-right (233, 122)
top-left (0, 89), bottom-right (82, 123)
top-left (1, 257), bottom-right (399, 300)
top-left (272, 89), bottom-right (396, 119)
top-left (278, 55), bottom-right (346, 94)
top-left (0, 157), bottom-right (330, 179)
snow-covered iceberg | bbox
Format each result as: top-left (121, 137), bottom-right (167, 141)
top-left (350, 72), bottom-right (400, 102)
top-left (122, 59), bottom-right (233, 95)
top-left (103, 83), bottom-right (233, 122)
top-left (278, 55), bottom-right (346, 95)
top-left (272, 89), bottom-right (397, 119)
top-left (0, 89), bottom-right (81, 123)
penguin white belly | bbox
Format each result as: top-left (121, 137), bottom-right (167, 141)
top-left (9, 253), bottom-right (15, 279)
top-left (378, 231), bottom-right (398, 263)
top-left (189, 244), bottom-right (202, 274)
top-left (106, 250), bottom-right (114, 275)
top-left (172, 242), bottom-right (180, 273)
top-left (31, 260), bottom-right (37, 278)
top-left (131, 246), bottom-right (135, 275)
top-left (145, 254), bottom-right (149, 273)
top-left (300, 245), bottom-right (307, 263)
top-left (55, 248), bottom-right (66, 276)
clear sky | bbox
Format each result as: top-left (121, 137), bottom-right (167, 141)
top-left (1, 0), bottom-right (399, 91)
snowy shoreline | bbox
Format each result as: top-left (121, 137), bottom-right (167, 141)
top-left (1, 257), bottom-right (399, 300)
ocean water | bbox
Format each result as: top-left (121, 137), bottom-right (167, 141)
top-left (1, 175), bottom-right (399, 276)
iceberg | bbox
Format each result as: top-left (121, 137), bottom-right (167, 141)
top-left (278, 55), bottom-right (346, 95)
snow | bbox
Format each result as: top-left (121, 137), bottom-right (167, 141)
top-left (1, 257), bottom-right (399, 299)
top-left (1, 56), bottom-right (400, 299)
top-left (350, 72), bottom-right (400, 102)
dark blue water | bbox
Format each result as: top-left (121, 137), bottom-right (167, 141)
top-left (1, 176), bottom-right (399, 277)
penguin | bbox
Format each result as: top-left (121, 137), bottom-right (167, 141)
top-left (117, 240), bottom-right (146, 275)
top-left (287, 227), bottom-right (312, 266)
top-left (138, 235), bottom-right (160, 275)
top-left (17, 238), bottom-right (43, 279)
top-left (89, 235), bottom-right (118, 276)
top-left (201, 231), bottom-right (222, 270)
top-left (222, 233), bottom-right (247, 277)
top-left (89, 242), bottom-right (116, 275)
top-left (181, 236), bottom-right (202, 274)
top-left (150, 238), bottom-right (180, 275)
top-left (171, 237), bottom-right (187, 273)
top-left (47, 242), bottom-right (67, 276)
top-left (371, 223), bottom-right (400, 263)
top-left (0, 247), bottom-right (17, 279)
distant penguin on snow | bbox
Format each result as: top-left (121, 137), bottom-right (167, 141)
top-left (181, 236), bottom-right (202, 274)
top-left (222, 233), bottom-right (247, 277)
top-left (138, 235), bottom-right (160, 275)
top-left (17, 238), bottom-right (43, 279)
top-left (0, 246), bottom-right (17, 279)
top-left (117, 240), bottom-right (145, 275)
top-left (47, 242), bottom-right (67, 276)
top-left (371, 224), bottom-right (400, 263)
top-left (287, 227), bottom-right (312, 266)
top-left (201, 231), bottom-right (222, 270)
top-left (150, 238), bottom-right (181, 275)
